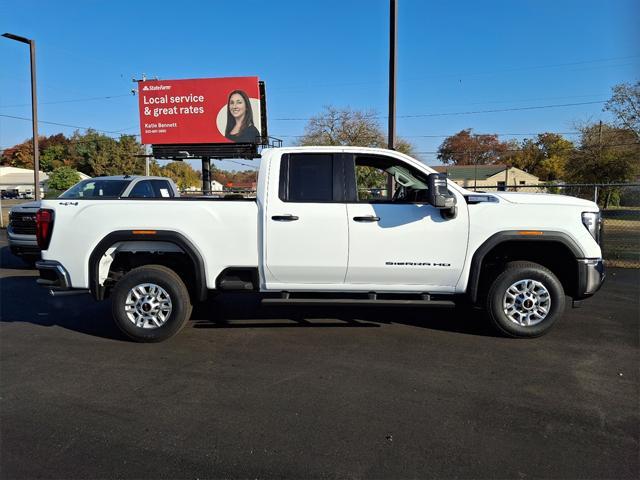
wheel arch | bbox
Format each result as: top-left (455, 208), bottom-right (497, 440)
top-left (468, 230), bottom-right (585, 304)
top-left (88, 230), bottom-right (207, 302)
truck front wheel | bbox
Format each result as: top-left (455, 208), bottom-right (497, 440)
top-left (111, 265), bottom-right (193, 342)
top-left (486, 261), bottom-right (565, 338)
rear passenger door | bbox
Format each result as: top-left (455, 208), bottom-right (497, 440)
top-left (263, 152), bottom-right (349, 286)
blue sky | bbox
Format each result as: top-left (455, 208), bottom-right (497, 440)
top-left (1, 0), bottom-right (638, 170)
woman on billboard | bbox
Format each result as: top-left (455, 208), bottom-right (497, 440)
top-left (224, 90), bottom-right (260, 143)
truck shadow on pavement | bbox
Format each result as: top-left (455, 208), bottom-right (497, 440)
top-left (191, 293), bottom-right (497, 337)
top-left (0, 272), bottom-right (497, 342)
top-left (0, 246), bottom-right (36, 270)
top-left (0, 275), bottom-right (124, 340)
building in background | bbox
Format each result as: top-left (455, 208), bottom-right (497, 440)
top-left (0, 166), bottom-right (48, 198)
top-left (431, 165), bottom-right (540, 191)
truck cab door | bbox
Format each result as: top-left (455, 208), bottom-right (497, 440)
top-left (263, 152), bottom-right (349, 286)
top-left (344, 153), bottom-right (468, 291)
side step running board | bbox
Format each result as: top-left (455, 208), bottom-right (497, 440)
top-left (261, 298), bottom-right (455, 307)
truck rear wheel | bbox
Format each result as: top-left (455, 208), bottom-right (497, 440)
top-left (111, 265), bottom-right (192, 342)
top-left (486, 261), bottom-right (565, 338)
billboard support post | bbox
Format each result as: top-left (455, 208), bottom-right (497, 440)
top-left (259, 81), bottom-right (268, 141)
top-left (202, 157), bottom-right (211, 195)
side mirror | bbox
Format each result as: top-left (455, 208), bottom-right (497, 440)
top-left (427, 173), bottom-right (457, 219)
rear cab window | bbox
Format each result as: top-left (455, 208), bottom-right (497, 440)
top-left (279, 153), bottom-right (339, 202)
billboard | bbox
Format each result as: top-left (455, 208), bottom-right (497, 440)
top-left (138, 76), bottom-right (262, 145)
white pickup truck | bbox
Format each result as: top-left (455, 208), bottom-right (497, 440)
top-left (35, 147), bottom-right (604, 342)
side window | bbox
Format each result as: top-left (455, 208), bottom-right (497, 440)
top-left (354, 155), bottom-right (430, 203)
top-left (129, 181), bottom-right (155, 198)
top-left (280, 154), bottom-right (334, 202)
top-left (150, 180), bottom-right (174, 198)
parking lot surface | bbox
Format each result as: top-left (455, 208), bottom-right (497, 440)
top-left (1, 231), bottom-right (638, 479)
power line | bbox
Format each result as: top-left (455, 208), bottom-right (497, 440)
top-left (268, 55), bottom-right (639, 91)
top-left (273, 100), bottom-right (607, 121)
top-left (0, 93), bottom-right (132, 109)
top-left (225, 160), bottom-right (259, 169)
top-left (275, 131), bottom-right (582, 139)
top-left (0, 113), bottom-right (135, 135)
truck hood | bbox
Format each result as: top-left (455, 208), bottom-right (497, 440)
top-left (493, 192), bottom-right (598, 209)
top-left (10, 200), bottom-right (41, 213)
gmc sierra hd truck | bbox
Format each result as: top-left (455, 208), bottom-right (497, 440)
top-left (35, 147), bottom-right (604, 342)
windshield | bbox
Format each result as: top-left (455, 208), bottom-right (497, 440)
top-left (59, 179), bottom-right (131, 199)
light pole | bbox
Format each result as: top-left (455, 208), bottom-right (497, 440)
top-left (2, 32), bottom-right (40, 200)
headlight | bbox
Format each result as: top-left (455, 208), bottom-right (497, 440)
top-left (582, 212), bottom-right (602, 243)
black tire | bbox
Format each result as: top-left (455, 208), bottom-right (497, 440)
top-left (486, 261), bottom-right (565, 338)
top-left (111, 265), bottom-right (193, 342)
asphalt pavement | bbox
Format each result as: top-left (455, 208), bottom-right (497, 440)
top-left (0, 230), bottom-right (638, 479)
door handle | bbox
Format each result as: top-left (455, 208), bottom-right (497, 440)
top-left (353, 216), bottom-right (380, 222)
top-left (272, 215), bottom-right (299, 222)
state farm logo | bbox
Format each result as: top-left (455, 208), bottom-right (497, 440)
top-left (142, 84), bottom-right (171, 91)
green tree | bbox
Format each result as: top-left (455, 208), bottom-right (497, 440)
top-left (47, 166), bottom-right (81, 191)
top-left (604, 81), bottom-right (639, 140)
top-left (159, 161), bottom-right (201, 190)
top-left (507, 133), bottom-right (574, 181)
top-left (68, 130), bottom-right (145, 176)
top-left (40, 144), bottom-right (68, 172)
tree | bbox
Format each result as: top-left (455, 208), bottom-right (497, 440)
top-left (565, 123), bottom-right (640, 207)
top-left (1, 133), bottom-right (71, 171)
top-left (437, 129), bottom-right (509, 165)
top-left (297, 106), bottom-right (415, 156)
top-left (297, 106), bottom-right (416, 192)
top-left (47, 166), bottom-right (81, 191)
top-left (604, 81), bottom-right (640, 140)
top-left (507, 133), bottom-right (574, 181)
top-left (0, 139), bottom-right (34, 168)
top-left (159, 161), bottom-right (201, 190)
top-left (68, 130), bottom-right (145, 176)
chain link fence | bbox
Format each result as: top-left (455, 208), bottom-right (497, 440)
top-left (469, 183), bottom-right (640, 268)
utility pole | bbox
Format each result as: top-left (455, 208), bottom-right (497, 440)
top-left (388, 0), bottom-right (397, 150)
top-left (3, 33), bottom-right (40, 200)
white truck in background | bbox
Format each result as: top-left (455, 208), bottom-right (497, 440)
top-left (8, 175), bottom-right (180, 264)
top-left (35, 147), bottom-right (604, 342)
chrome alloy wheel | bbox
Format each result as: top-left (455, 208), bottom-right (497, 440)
top-left (503, 279), bottom-right (551, 327)
top-left (124, 283), bottom-right (173, 329)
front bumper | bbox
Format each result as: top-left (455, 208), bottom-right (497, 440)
top-left (35, 260), bottom-right (71, 290)
top-left (575, 258), bottom-right (605, 299)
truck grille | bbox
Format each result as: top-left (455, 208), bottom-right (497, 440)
top-left (10, 212), bottom-right (37, 235)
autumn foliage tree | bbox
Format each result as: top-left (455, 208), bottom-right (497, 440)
top-left (506, 133), bottom-right (574, 181)
top-left (437, 129), bottom-right (510, 165)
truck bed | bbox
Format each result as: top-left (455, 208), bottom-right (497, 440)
top-left (40, 199), bottom-right (259, 290)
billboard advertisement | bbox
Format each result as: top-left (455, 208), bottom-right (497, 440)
top-left (138, 76), bottom-right (262, 145)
